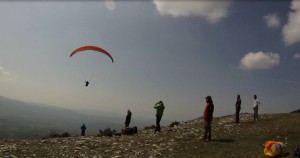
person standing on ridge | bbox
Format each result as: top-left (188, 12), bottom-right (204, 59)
top-left (253, 95), bottom-right (260, 121)
top-left (81, 123), bottom-right (86, 136)
top-left (203, 96), bottom-right (214, 142)
top-left (154, 101), bottom-right (165, 133)
top-left (235, 95), bottom-right (241, 123)
top-left (124, 109), bottom-right (132, 128)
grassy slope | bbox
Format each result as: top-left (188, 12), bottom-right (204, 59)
top-left (174, 113), bottom-right (300, 158)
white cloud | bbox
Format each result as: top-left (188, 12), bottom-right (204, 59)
top-left (239, 51), bottom-right (280, 70)
top-left (264, 13), bottom-right (280, 28)
top-left (0, 66), bottom-right (9, 76)
top-left (294, 53), bottom-right (300, 59)
top-left (153, 1), bottom-right (232, 23)
top-left (105, 0), bottom-right (116, 11)
top-left (283, 0), bottom-right (300, 45)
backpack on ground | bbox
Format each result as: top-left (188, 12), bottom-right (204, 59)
top-left (263, 141), bottom-right (289, 157)
top-left (122, 126), bottom-right (138, 135)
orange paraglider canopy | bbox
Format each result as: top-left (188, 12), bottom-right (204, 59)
top-left (70, 45), bottom-right (114, 63)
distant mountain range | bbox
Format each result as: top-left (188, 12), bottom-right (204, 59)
top-left (0, 96), bottom-right (120, 138)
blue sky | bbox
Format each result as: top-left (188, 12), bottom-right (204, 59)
top-left (0, 0), bottom-right (300, 123)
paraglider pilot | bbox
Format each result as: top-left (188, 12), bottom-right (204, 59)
top-left (85, 81), bottom-right (89, 87)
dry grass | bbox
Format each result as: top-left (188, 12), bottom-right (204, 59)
top-left (171, 113), bottom-right (300, 158)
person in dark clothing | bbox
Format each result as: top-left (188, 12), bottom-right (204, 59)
top-left (235, 95), bottom-right (241, 123)
top-left (85, 81), bottom-right (89, 87)
top-left (81, 123), bottom-right (86, 136)
top-left (154, 101), bottom-right (165, 133)
top-left (124, 109), bottom-right (132, 127)
top-left (203, 96), bottom-right (214, 142)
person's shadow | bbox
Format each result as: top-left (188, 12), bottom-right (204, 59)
top-left (211, 138), bottom-right (235, 143)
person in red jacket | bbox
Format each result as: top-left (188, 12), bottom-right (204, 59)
top-left (203, 96), bottom-right (214, 142)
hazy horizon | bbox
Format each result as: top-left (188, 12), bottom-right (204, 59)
top-left (1, 1), bottom-right (300, 123)
top-left (0, 95), bottom-right (169, 138)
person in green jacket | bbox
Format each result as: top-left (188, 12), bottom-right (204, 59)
top-left (154, 101), bottom-right (165, 132)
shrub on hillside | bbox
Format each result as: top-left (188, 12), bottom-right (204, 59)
top-left (61, 132), bottom-right (71, 137)
top-left (48, 131), bottom-right (60, 138)
top-left (98, 128), bottom-right (117, 137)
top-left (47, 131), bottom-right (71, 138)
top-left (144, 125), bottom-right (156, 130)
top-left (169, 121), bottom-right (180, 127)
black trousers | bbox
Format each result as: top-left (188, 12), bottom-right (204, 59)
top-left (155, 115), bottom-right (162, 132)
top-left (125, 123), bottom-right (129, 127)
top-left (236, 107), bottom-right (241, 123)
top-left (253, 107), bottom-right (258, 121)
top-left (204, 119), bottom-right (212, 140)
top-left (81, 131), bottom-right (85, 136)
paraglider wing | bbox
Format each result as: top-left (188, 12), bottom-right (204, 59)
top-left (70, 45), bottom-right (114, 63)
